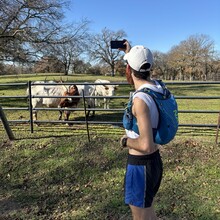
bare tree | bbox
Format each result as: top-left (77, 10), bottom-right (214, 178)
top-left (89, 28), bottom-right (127, 76)
top-left (43, 19), bottom-right (90, 75)
top-left (71, 59), bottom-right (91, 74)
top-left (153, 51), bottom-right (170, 79)
top-left (207, 52), bottom-right (220, 80)
top-left (167, 34), bottom-right (215, 80)
top-left (33, 56), bottom-right (64, 73)
top-left (179, 34), bottom-right (215, 80)
top-left (0, 0), bottom-right (69, 63)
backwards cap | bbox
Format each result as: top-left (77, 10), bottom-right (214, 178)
top-left (124, 45), bottom-right (153, 72)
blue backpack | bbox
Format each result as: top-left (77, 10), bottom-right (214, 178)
top-left (123, 80), bottom-right (178, 145)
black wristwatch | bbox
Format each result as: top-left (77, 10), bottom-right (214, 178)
top-left (121, 137), bottom-right (128, 148)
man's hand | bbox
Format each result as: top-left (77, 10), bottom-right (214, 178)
top-left (120, 135), bottom-right (128, 148)
top-left (119, 40), bottom-right (131, 54)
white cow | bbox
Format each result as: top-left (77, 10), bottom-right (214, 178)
top-left (27, 81), bottom-right (80, 122)
top-left (77, 84), bottom-right (96, 117)
top-left (94, 79), bottom-right (117, 109)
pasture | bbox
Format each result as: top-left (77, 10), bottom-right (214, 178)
top-left (0, 74), bottom-right (220, 219)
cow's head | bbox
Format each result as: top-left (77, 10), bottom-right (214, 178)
top-left (104, 85), bottom-right (118, 96)
top-left (59, 85), bottom-right (80, 108)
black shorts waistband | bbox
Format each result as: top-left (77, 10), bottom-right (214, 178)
top-left (127, 150), bottom-right (160, 165)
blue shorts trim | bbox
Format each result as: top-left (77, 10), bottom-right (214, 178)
top-left (124, 150), bottom-right (163, 208)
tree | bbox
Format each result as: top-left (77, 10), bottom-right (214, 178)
top-left (71, 59), bottom-right (91, 74)
top-left (89, 28), bottom-right (127, 76)
top-left (153, 51), bottom-right (170, 79)
top-left (207, 52), bottom-right (220, 80)
top-left (166, 34), bottom-right (215, 80)
top-left (178, 34), bottom-right (215, 80)
top-left (33, 56), bottom-right (64, 73)
top-left (43, 19), bottom-right (90, 75)
top-left (0, 0), bottom-right (69, 63)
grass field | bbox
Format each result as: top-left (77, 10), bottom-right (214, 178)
top-left (0, 74), bottom-right (220, 219)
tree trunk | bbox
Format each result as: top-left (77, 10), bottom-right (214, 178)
top-left (111, 65), bottom-right (115, 77)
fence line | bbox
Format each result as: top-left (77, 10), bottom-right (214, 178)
top-left (0, 81), bottom-right (220, 134)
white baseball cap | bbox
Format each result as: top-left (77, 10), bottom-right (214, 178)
top-left (124, 45), bottom-right (153, 72)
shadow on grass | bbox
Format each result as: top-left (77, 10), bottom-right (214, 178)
top-left (157, 140), bottom-right (220, 219)
top-left (0, 136), bottom-right (128, 219)
top-left (0, 137), bottom-right (219, 219)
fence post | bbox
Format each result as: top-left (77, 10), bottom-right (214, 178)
top-left (82, 90), bottom-right (90, 142)
top-left (215, 111), bottom-right (220, 144)
top-left (28, 81), bottom-right (34, 133)
top-left (0, 105), bottom-right (15, 140)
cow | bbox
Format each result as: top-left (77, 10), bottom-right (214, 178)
top-left (94, 79), bottom-right (117, 109)
top-left (27, 81), bottom-right (80, 122)
top-left (58, 84), bottom-right (80, 121)
top-left (77, 84), bottom-right (96, 117)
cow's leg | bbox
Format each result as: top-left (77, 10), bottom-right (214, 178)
top-left (95, 98), bottom-right (98, 107)
top-left (87, 99), bottom-right (95, 118)
top-left (59, 110), bottom-right (62, 120)
top-left (33, 111), bottom-right (37, 121)
top-left (32, 111), bottom-right (40, 126)
top-left (95, 96), bottom-right (101, 107)
top-left (106, 99), bottom-right (110, 109)
top-left (86, 105), bottom-right (90, 118)
top-left (64, 110), bottom-right (71, 126)
top-left (91, 111), bottom-right (95, 118)
top-left (104, 98), bottom-right (107, 109)
top-left (86, 105), bottom-right (95, 118)
top-left (64, 110), bottom-right (70, 121)
top-left (91, 100), bottom-right (95, 117)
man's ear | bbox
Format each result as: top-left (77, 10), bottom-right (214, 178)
top-left (126, 64), bottom-right (134, 85)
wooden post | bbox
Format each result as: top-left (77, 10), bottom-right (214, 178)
top-left (215, 111), bottom-right (220, 144)
top-left (0, 105), bottom-right (15, 140)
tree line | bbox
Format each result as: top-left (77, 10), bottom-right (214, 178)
top-left (0, 0), bottom-right (219, 80)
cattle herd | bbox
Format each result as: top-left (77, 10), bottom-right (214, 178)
top-left (27, 79), bottom-right (118, 123)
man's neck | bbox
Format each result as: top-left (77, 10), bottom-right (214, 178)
top-left (133, 78), bottom-right (155, 90)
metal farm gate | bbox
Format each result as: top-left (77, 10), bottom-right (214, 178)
top-left (0, 81), bottom-right (220, 142)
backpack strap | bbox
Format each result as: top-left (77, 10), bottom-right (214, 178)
top-left (155, 80), bottom-right (170, 97)
top-left (132, 80), bottom-right (170, 131)
top-left (134, 80), bottom-right (170, 99)
top-left (124, 80), bottom-right (178, 144)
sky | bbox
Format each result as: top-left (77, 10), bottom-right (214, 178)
top-left (64, 0), bottom-right (220, 53)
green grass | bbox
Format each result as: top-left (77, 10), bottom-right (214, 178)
top-left (0, 132), bottom-right (219, 219)
top-left (0, 74), bottom-right (220, 219)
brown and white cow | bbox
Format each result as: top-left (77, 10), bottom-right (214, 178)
top-left (27, 81), bottom-right (80, 122)
top-left (58, 84), bottom-right (80, 121)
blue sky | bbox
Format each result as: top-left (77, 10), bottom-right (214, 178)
top-left (64, 0), bottom-right (220, 53)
